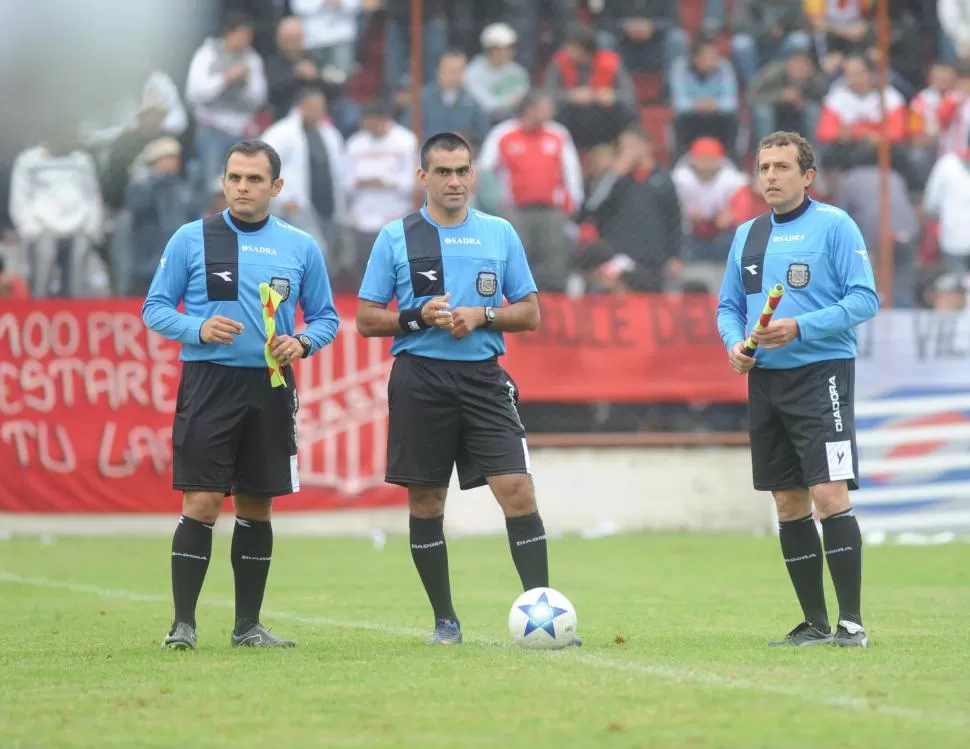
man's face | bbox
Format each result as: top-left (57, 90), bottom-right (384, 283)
top-left (362, 114), bottom-right (390, 138)
top-left (786, 54), bottom-right (813, 81)
top-left (929, 63), bottom-right (956, 92)
top-left (486, 45), bottom-right (515, 66)
top-left (844, 58), bottom-right (871, 95)
top-left (225, 25), bottom-right (254, 53)
top-left (691, 154), bottom-right (722, 180)
top-left (277, 20), bottom-right (303, 58)
top-left (758, 144), bottom-right (812, 211)
top-left (437, 54), bottom-right (466, 90)
top-left (222, 151), bottom-right (282, 220)
top-left (618, 132), bottom-right (647, 162)
top-left (154, 154), bottom-right (181, 175)
top-left (694, 44), bottom-right (719, 73)
top-left (419, 148), bottom-right (474, 214)
top-left (934, 289), bottom-right (966, 310)
top-left (300, 93), bottom-right (326, 125)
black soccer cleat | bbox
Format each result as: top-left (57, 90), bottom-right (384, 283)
top-left (567, 634), bottom-right (583, 647)
top-left (162, 622), bottom-right (197, 651)
top-left (230, 623), bottom-right (296, 648)
top-left (768, 621), bottom-right (834, 647)
top-left (833, 621), bottom-right (869, 648)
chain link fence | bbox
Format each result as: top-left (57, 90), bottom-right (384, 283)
top-left (0, 1), bottom-right (959, 434)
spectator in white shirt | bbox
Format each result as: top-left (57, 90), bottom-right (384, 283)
top-left (9, 133), bottom-right (105, 298)
top-left (342, 100), bottom-right (418, 291)
top-left (291, 0), bottom-right (360, 75)
top-left (463, 23), bottom-right (531, 126)
top-left (185, 11), bottom-right (268, 206)
top-left (261, 87), bottom-right (346, 257)
top-left (924, 143), bottom-right (970, 276)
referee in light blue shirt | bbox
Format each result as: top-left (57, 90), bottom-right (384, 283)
top-left (357, 132), bottom-right (579, 648)
top-left (142, 139), bottom-right (339, 652)
top-left (716, 131), bottom-right (879, 649)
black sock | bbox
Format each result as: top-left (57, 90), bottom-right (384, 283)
top-left (778, 514), bottom-right (829, 631)
top-left (231, 517), bottom-right (274, 634)
top-left (506, 512), bottom-right (549, 590)
top-left (171, 515), bottom-right (214, 629)
top-left (409, 515), bottom-right (456, 621)
top-left (821, 508), bottom-right (864, 626)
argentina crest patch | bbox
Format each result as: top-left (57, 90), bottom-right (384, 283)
top-left (269, 276), bottom-right (291, 302)
top-left (476, 270), bottom-right (498, 297)
top-left (787, 262), bottom-right (810, 289)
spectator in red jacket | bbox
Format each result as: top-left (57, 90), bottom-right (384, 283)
top-left (542, 22), bottom-right (638, 150)
top-left (816, 53), bottom-right (910, 182)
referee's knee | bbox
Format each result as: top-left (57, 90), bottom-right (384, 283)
top-left (771, 487), bottom-right (812, 522)
top-left (182, 491), bottom-right (226, 524)
top-left (489, 474), bottom-right (537, 518)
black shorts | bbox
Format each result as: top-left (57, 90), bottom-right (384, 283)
top-left (748, 358), bottom-right (859, 492)
top-left (385, 353), bottom-right (529, 490)
top-left (172, 361), bottom-right (299, 498)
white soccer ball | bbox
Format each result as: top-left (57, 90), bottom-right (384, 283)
top-left (508, 587), bottom-right (577, 650)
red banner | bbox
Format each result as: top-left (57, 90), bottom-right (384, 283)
top-left (0, 294), bottom-right (743, 514)
top-left (507, 294), bottom-right (747, 403)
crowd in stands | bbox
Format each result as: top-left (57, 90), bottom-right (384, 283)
top-left (2, 0), bottom-right (968, 318)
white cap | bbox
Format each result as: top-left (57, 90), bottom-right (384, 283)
top-left (480, 22), bottom-right (517, 49)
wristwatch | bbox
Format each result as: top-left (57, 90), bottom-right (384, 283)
top-left (297, 334), bottom-right (312, 358)
top-left (483, 307), bottom-right (496, 328)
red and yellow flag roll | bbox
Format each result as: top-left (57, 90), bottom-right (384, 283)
top-left (259, 282), bottom-right (287, 388)
top-left (742, 283), bottom-right (785, 357)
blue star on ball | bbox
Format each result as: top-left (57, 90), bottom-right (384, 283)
top-left (518, 592), bottom-right (569, 637)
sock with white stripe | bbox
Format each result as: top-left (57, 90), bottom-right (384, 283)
top-left (778, 513), bottom-right (829, 631)
top-left (821, 508), bottom-right (864, 627)
top-left (171, 515), bottom-right (214, 629)
top-left (506, 512), bottom-right (549, 590)
top-left (231, 516), bottom-right (274, 634)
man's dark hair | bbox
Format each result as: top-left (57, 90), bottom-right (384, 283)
top-left (224, 139), bottom-right (282, 181)
top-left (360, 98), bottom-right (392, 119)
top-left (294, 84), bottom-right (326, 104)
top-left (420, 132), bottom-right (472, 171)
top-left (757, 131), bottom-right (816, 174)
top-left (518, 89), bottom-right (550, 116)
top-left (563, 22), bottom-right (598, 55)
top-left (439, 47), bottom-right (468, 63)
top-left (220, 10), bottom-right (253, 35)
top-left (843, 52), bottom-right (874, 73)
top-left (690, 33), bottom-right (718, 58)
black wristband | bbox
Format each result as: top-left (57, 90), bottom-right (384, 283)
top-left (399, 307), bottom-right (430, 333)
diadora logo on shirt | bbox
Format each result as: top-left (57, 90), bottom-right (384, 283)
top-left (772, 234), bottom-right (805, 243)
top-left (241, 244), bottom-right (277, 255)
top-left (444, 237), bottom-right (482, 245)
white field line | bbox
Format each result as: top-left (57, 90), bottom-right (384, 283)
top-left (0, 571), bottom-right (967, 730)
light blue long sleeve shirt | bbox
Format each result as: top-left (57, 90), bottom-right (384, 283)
top-left (142, 211), bottom-right (339, 367)
top-left (716, 199), bottom-right (879, 369)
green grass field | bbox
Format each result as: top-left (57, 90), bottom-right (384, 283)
top-left (2, 531), bottom-right (969, 748)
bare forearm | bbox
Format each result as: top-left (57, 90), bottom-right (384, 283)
top-left (493, 299), bottom-right (539, 332)
top-left (356, 306), bottom-right (406, 337)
